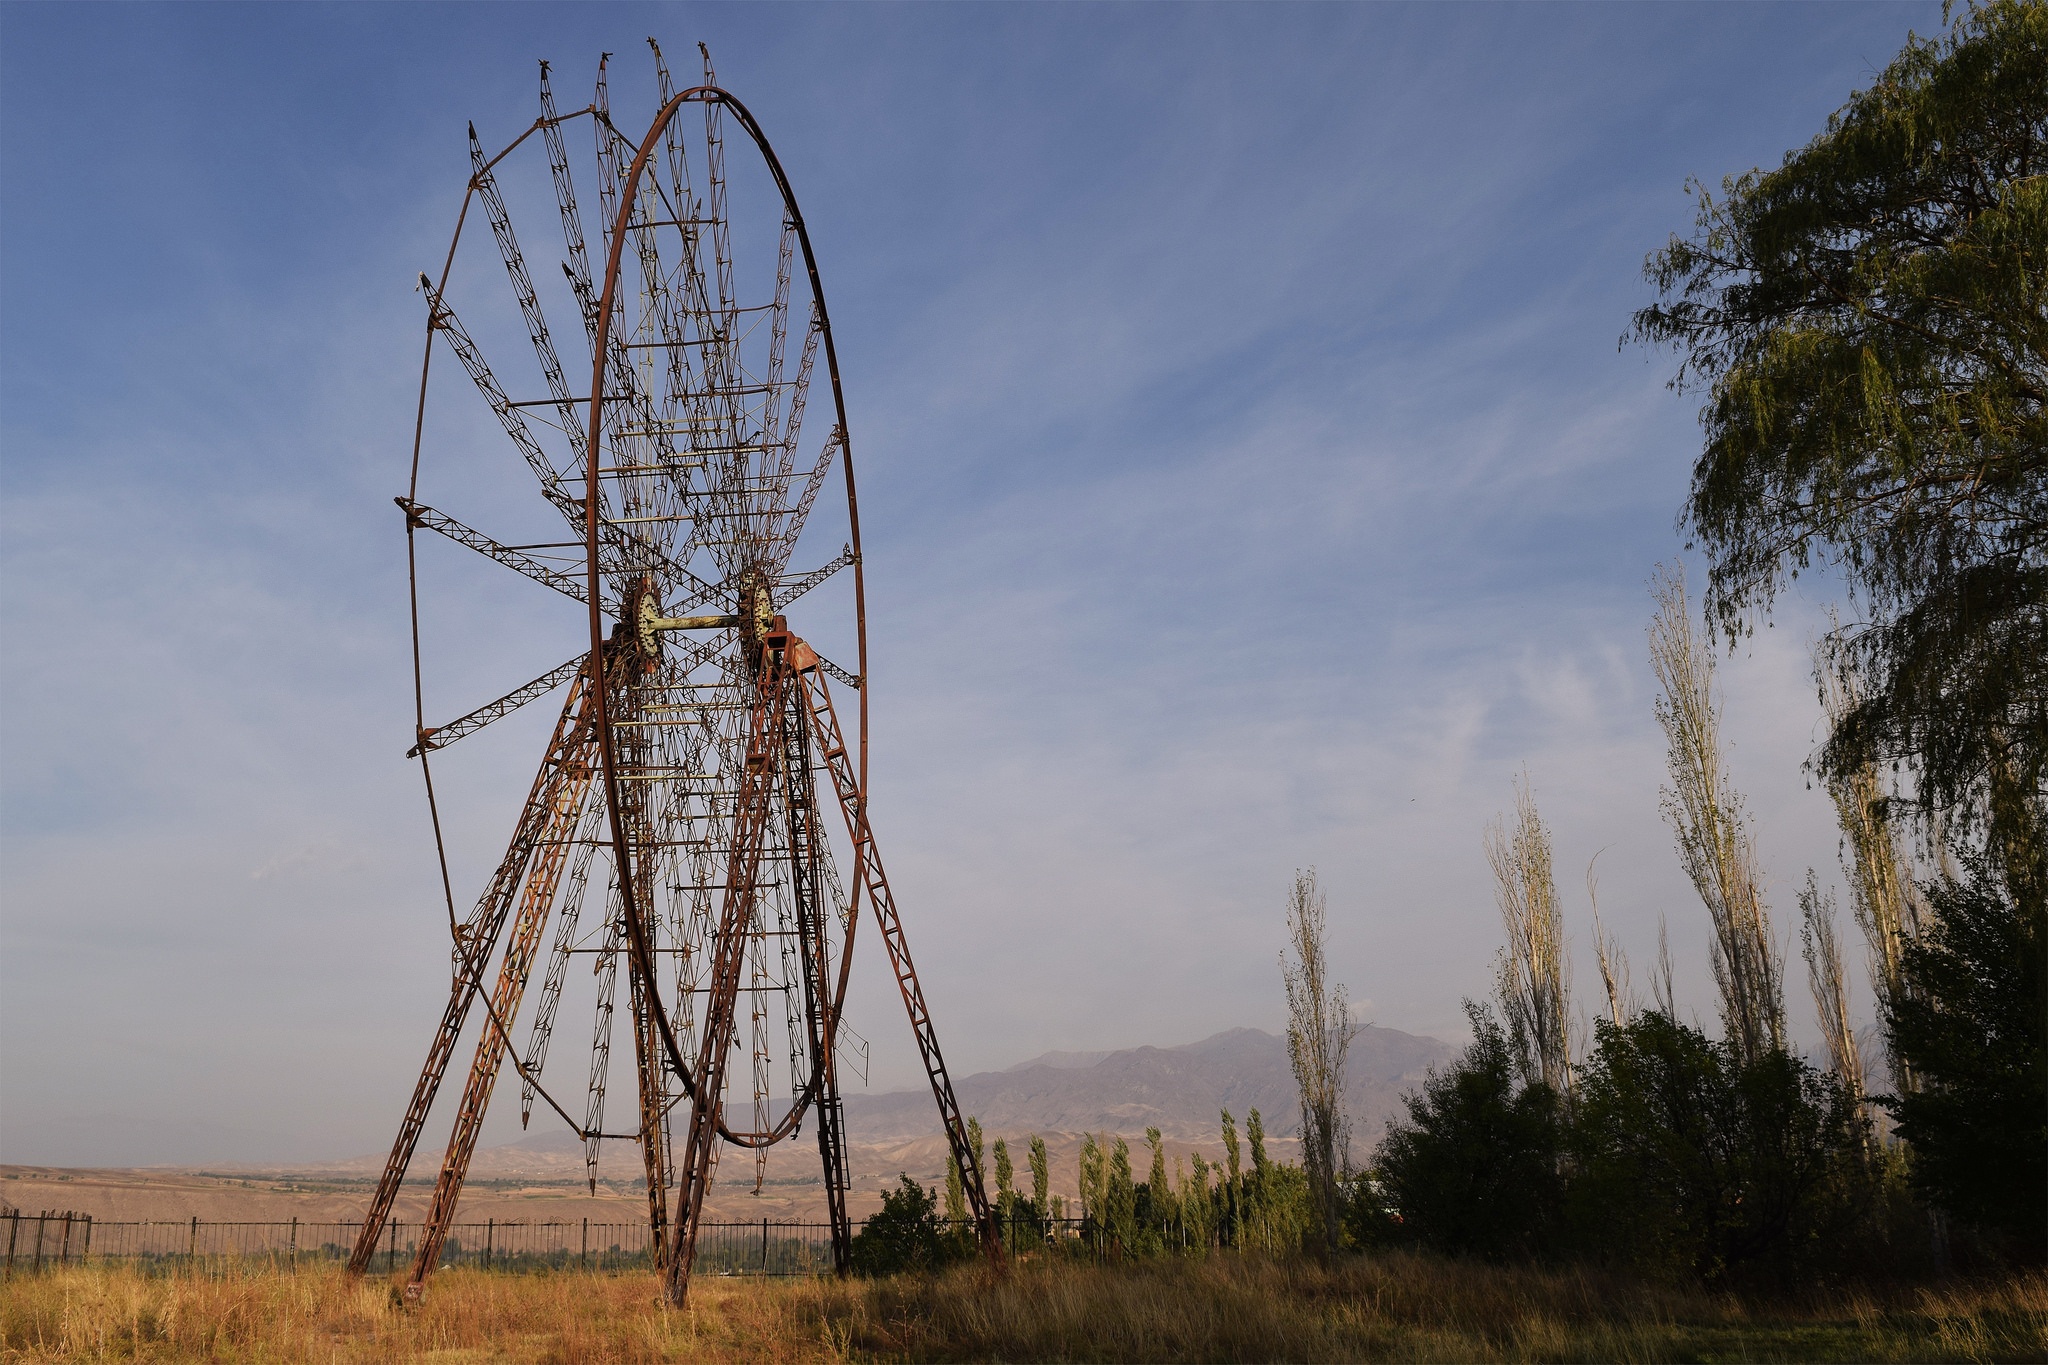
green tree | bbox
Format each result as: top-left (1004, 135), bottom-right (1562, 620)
top-left (1105, 1136), bottom-right (1138, 1253)
top-left (1372, 1003), bottom-right (1565, 1261)
top-left (849, 1174), bottom-right (952, 1277)
top-left (993, 1137), bottom-right (1014, 1203)
top-left (1185, 1151), bottom-right (1214, 1249)
top-left (1028, 1135), bottom-right (1051, 1220)
top-left (1572, 1011), bottom-right (1868, 1281)
top-left (1246, 1108), bottom-right (1271, 1193)
top-left (1219, 1109), bottom-right (1243, 1245)
top-left (944, 1151), bottom-right (966, 1226)
top-left (1630, 0), bottom-right (2047, 853)
top-left (1078, 1133), bottom-right (1105, 1240)
top-left (992, 1135), bottom-right (1019, 1243)
top-left (1883, 842), bottom-right (2048, 1260)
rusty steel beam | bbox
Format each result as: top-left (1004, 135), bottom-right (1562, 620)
top-left (779, 647), bottom-right (852, 1268)
top-left (409, 652), bottom-right (589, 757)
top-left (774, 543), bottom-right (855, 609)
top-left (402, 674), bottom-right (602, 1296)
top-left (395, 499), bottom-right (592, 608)
top-left (661, 633), bottom-right (796, 1297)
top-left (347, 660), bottom-right (598, 1276)
top-left (800, 658), bottom-right (1003, 1268)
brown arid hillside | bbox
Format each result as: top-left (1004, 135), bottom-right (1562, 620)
top-left (844, 1025), bottom-right (1452, 1148)
top-left (0, 1024), bottom-right (1452, 1226)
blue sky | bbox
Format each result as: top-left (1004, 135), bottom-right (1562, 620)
top-left (0, 1), bottom-right (1943, 1165)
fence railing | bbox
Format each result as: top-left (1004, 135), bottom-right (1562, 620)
top-left (2, 1210), bottom-right (1140, 1278)
top-left (1, 1211), bottom-right (844, 1277)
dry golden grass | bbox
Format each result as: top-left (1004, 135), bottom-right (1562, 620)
top-left (2, 1254), bottom-right (2043, 1363)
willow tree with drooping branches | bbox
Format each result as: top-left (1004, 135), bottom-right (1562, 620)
top-left (1630, 0), bottom-right (2046, 870)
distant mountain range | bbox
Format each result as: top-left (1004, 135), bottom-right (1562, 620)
top-left (842, 1025), bottom-right (1454, 1149)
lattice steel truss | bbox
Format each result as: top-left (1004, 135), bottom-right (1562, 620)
top-left (347, 43), bottom-right (1000, 1307)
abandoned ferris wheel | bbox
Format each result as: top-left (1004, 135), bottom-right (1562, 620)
top-left (347, 41), bottom-right (998, 1305)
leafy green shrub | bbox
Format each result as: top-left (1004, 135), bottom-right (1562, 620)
top-left (1884, 844), bottom-right (2048, 1263)
top-left (1570, 1011), bottom-right (1868, 1281)
top-left (1371, 1003), bottom-right (1565, 1261)
top-left (1372, 1005), bottom-right (1870, 1279)
top-left (849, 1175), bottom-right (961, 1277)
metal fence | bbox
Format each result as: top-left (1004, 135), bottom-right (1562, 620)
top-left (1, 1210), bottom-right (1118, 1280)
top-left (1, 1211), bottom-right (841, 1278)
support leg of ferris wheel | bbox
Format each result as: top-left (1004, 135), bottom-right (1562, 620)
top-left (778, 653), bottom-right (854, 1271)
top-left (657, 643), bottom-right (798, 1305)
top-left (614, 671), bottom-right (675, 1268)
top-left (345, 661), bottom-right (598, 1277)
top-left (797, 644), bottom-right (1005, 1270)
top-left (627, 941), bottom-right (674, 1266)
top-left (403, 702), bottom-right (600, 1296)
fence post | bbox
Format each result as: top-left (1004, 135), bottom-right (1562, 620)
top-left (4, 1210), bottom-right (17, 1277)
top-left (289, 1216), bottom-right (298, 1273)
top-left (188, 1215), bottom-right (198, 1263)
top-left (581, 1217), bottom-right (588, 1272)
top-left (387, 1219), bottom-right (398, 1274)
top-left (59, 1213), bottom-right (74, 1266)
top-left (81, 1216), bottom-right (92, 1261)
top-left (484, 1218), bottom-right (493, 1270)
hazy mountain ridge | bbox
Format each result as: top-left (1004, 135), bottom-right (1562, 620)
top-left (844, 1025), bottom-right (1453, 1147)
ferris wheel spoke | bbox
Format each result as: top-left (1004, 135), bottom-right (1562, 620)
top-left (582, 879), bottom-right (624, 1194)
top-left (774, 543), bottom-right (857, 609)
top-left (409, 651), bottom-right (588, 757)
top-left (538, 64), bottom-right (597, 348)
top-left (759, 221), bottom-right (796, 467)
top-left (593, 56), bottom-right (623, 263)
top-left (396, 497), bottom-right (591, 609)
top-left (470, 126), bottom-right (589, 478)
top-left (520, 794), bottom-right (608, 1127)
top-left (770, 423), bottom-right (842, 574)
top-left (420, 279), bottom-right (580, 521)
top-left (772, 307), bottom-right (821, 471)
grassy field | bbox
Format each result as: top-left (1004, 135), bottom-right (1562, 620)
top-left (1, 1255), bottom-right (2043, 1363)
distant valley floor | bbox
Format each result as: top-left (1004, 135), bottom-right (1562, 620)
top-left (3, 1025), bottom-right (1449, 1225)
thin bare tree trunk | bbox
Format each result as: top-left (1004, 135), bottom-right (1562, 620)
top-left (1817, 642), bottom-right (1924, 1105)
top-left (1652, 915), bottom-right (1678, 1019)
top-left (1650, 564), bottom-right (1785, 1066)
top-left (1283, 869), bottom-right (1354, 1260)
top-left (1487, 775), bottom-right (1572, 1090)
top-left (1587, 852), bottom-right (1631, 1030)
top-left (1798, 871), bottom-right (1866, 1117)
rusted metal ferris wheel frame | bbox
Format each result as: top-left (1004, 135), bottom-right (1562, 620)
top-left (392, 83), bottom-right (869, 1151)
top-left (369, 62), bottom-right (1003, 1308)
